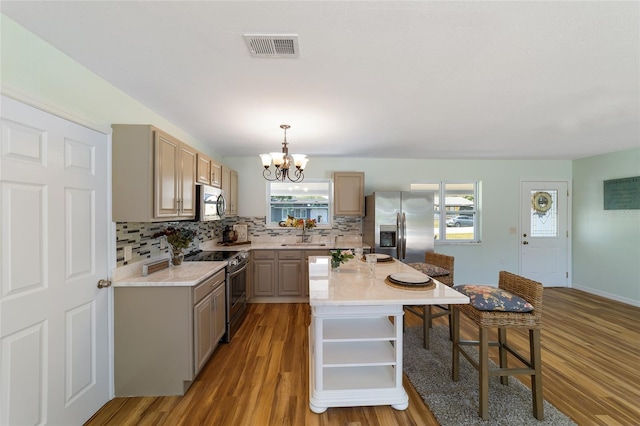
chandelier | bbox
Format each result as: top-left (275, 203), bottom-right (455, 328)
top-left (259, 124), bottom-right (308, 183)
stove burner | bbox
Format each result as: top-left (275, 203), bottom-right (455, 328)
top-left (184, 250), bottom-right (239, 262)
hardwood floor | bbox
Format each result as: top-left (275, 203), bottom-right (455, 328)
top-left (86, 288), bottom-right (640, 425)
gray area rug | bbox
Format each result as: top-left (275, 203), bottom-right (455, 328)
top-left (403, 325), bottom-right (576, 425)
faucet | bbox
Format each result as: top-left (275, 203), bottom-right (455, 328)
top-left (301, 224), bottom-right (307, 243)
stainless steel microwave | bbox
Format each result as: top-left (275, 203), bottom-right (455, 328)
top-left (195, 184), bottom-right (226, 221)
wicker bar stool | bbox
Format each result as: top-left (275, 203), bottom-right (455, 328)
top-left (405, 252), bottom-right (454, 349)
top-left (451, 271), bottom-right (544, 420)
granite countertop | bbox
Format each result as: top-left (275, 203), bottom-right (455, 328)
top-left (113, 240), bottom-right (370, 288)
top-left (307, 256), bottom-right (469, 306)
top-left (114, 261), bottom-right (226, 287)
top-left (199, 240), bottom-right (370, 251)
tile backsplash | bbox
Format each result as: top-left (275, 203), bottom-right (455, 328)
top-left (115, 216), bottom-right (362, 268)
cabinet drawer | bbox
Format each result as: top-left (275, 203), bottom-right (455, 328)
top-left (278, 250), bottom-right (302, 260)
top-left (193, 269), bottom-right (225, 304)
top-left (253, 250), bottom-right (276, 260)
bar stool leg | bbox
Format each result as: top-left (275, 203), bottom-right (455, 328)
top-left (451, 307), bottom-right (460, 381)
top-left (447, 305), bottom-right (453, 342)
top-left (498, 328), bottom-right (508, 385)
top-left (423, 306), bottom-right (430, 349)
top-left (530, 329), bottom-right (544, 420)
top-left (479, 327), bottom-right (489, 420)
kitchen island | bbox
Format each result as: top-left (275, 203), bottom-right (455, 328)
top-left (307, 256), bottom-right (469, 413)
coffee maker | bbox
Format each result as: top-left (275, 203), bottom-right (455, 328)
top-left (222, 225), bottom-right (237, 244)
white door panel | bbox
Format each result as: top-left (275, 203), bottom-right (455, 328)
top-left (1, 96), bottom-right (110, 425)
top-left (520, 181), bottom-right (569, 287)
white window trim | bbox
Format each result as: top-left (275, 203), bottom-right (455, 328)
top-left (411, 181), bottom-right (481, 244)
top-left (265, 179), bottom-right (333, 229)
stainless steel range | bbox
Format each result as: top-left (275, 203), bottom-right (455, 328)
top-left (184, 249), bottom-right (249, 342)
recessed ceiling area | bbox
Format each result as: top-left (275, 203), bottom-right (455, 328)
top-left (1, 1), bottom-right (638, 160)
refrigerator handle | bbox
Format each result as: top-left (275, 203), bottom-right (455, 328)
top-left (402, 212), bottom-right (407, 259)
top-left (396, 212), bottom-right (402, 260)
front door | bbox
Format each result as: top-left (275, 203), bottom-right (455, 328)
top-left (520, 181), bottom-right (569, 287)
top-left (1, 96), bottom-right (111, 424)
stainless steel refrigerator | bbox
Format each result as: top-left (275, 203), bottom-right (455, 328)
top-left (363, 192), bottom-right (434, 263)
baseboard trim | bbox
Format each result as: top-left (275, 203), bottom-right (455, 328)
top-left (571, 284), bottom-right (640, 308)
top-left (249, 296), bottom-right (309, 304)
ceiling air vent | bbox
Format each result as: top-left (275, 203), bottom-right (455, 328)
top-left (244, 34), bottom-right (299, 58)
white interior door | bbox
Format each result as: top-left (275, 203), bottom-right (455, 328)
top-left (1, 96), bottom-right (110, 425)
top-left (520, 181), bottom-right (569, 287)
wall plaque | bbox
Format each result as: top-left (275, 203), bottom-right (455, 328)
top-left (604, 176), bottom-right (640, 210)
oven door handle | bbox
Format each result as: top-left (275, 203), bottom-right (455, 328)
top-left (228, 262), bottom-right (248, 278)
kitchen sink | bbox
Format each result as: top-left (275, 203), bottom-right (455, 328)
top-left (281, 243), bottom-right (327, 247)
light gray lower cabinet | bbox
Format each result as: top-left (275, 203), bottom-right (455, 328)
top-left (193, 277), bottom-right (226, 374)
top-left (253, 250), bottom-right (329, 298)
top-left (278, 250), bottom-right (303, 296)
top-left (114, 269), bottom-right (225, 396)
top-left (252, 250), bottom-right (277, 296)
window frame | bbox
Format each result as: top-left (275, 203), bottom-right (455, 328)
top-left (265, 179), bottom-right (333, 229)
top-left (411, 181), bottom-right (481, 244)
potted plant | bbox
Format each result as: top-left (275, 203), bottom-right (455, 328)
top-left (153, 226), bottom-right (197, 265)
top-left (330, 249), bottom-right (354, 271)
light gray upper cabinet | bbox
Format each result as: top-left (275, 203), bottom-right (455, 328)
top-left (196, 152), bottom-right (222, 189)
top-left (333, 172), bottom-right (365, 216)
top-left (112, 124), bottom-right (196, 222)
top-left (221, 165), bottom-right (238, 216)
top-left (196, 152), bottom-right (212, 185)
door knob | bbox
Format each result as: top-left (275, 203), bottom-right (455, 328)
top-left (97, 279), bottom-right (112, 289)
top-left (522, 241), bottom-right (529, 245)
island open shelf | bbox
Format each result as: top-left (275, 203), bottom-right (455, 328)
top-left (307, 255), bottom-right (469, 413)
top-left (309, 304), bottom-right (405, 412)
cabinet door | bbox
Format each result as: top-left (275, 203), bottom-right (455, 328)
top-left (179, 144), bottom-right (197, 218)
top-left (196, 153), bottom-right (211, 185)
top-left (221, 166), bottom-right (231, 215)
top-left (333, 172), bottom-right (365, 216)
top-left (194, 293), bottom-right (214, 375)
top-left (279, 259), bottom-right (303, 296)
top-left (253, 259), bottom-right (277, 296)
top-left (278, 251), bottom-right (303, 296)
top-left (212, 284), bottom-right (226, 343)
top-left (229, 170), bottom-right (238, 215)
top-left (211, 161), bottom-right (221, 188)
top-left (154, 131), bottom-right (180, 218)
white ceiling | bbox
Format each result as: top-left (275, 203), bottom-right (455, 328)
top-left (2, 1), bottom-right (639, 160)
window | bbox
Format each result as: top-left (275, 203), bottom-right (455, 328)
top-left (411, 181), bottom-right (480, 243)
top-left (266, 180), bottom-right (332, 227)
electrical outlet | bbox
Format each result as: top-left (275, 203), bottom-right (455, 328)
top-left (124, 245), bottom-right (133, 261)
top-left (509, 227), bottom-right (517, 235)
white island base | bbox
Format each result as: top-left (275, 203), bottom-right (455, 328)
top-left (307, 255), bottom-right (469, 413)
top-left (309, 304), bottom-right (408, 413)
